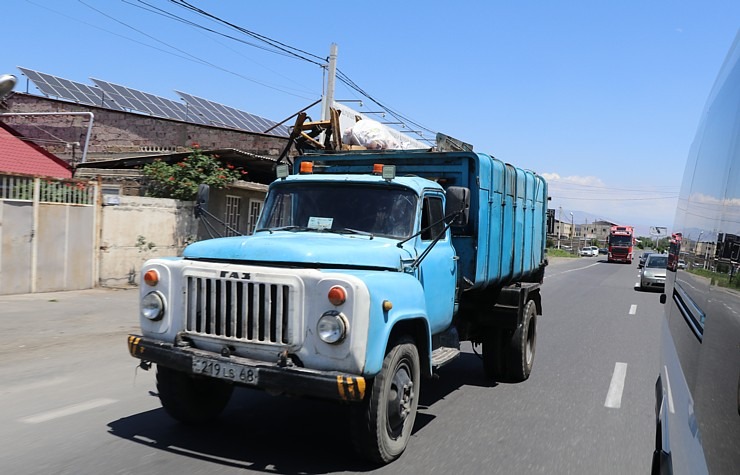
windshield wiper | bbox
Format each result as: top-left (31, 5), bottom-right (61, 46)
top-left (256, 226), bottom-right (374, 238)
top-left (313, 227), bottom-right (374, 238)
top-left (336, 228), bottom-right (374, 238)
top-left (265, 225), bottom-right (312, 232)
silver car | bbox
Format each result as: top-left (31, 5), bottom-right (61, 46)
top-left (640, 254), bottom-right (666, 290)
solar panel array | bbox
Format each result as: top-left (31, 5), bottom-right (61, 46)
top-left (176, 91), bottom-right (290, 136)
top-left (17, 67), bottom-right (289, 137)
top-left (91, 78), bottom-right (196, 124)
top-left (18, 67), bottom-right (122, 111)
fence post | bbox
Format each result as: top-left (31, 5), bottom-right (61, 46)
top-left (31, 177), bottom-right (40, 293)
top-left (91, 180), bottom-right (100, 288)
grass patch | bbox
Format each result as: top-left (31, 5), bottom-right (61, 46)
top-left (547, 248), bottom-right (578, 258)
top-left (689, 269), bottom-right (740, 289)
top-left (688, 268), bottom-right (740, 289)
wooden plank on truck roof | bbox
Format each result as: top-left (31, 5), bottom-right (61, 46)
top-left (300, 132), bottom-right (324, 149)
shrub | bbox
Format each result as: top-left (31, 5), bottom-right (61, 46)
top-left (142, 145), bottom-right (246, 200)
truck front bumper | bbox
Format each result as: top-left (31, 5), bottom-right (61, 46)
top-left (127, 335), bottom-right (366, 402)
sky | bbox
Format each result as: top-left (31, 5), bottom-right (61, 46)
top-left (4, 1), bottom-right (739, 236)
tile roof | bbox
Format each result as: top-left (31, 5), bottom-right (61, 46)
top-left (0, 121), bottom-right (72, 178)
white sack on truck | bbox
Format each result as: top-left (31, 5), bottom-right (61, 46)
top-left (342, 119), bottom-right (403, 150)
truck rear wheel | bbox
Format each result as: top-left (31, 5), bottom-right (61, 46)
top-left (156, 365), bottom-right (233, 425)
top-left (350, 337), bottom-right (420, 464)
top-left (483, 299), bottom-right (537, 383)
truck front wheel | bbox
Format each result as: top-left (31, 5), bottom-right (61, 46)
top-left (483, 299), bottom-right (537, 383)
top-left (350, 337), bottom-right (420, 464)
top-left (156, 365), bottom-right (234, 425)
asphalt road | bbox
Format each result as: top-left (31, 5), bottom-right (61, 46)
top-left (0, 256), bottom-right (663, 474)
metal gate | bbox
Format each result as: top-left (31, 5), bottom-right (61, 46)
top-left (0, 174), bottom-right (97, 295)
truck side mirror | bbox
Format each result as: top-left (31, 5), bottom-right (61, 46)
top-left (194, 184), bottom-right (210, 218)
top-left (446, 186), bottom-right (470, 227)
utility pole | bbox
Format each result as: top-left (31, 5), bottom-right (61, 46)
top-left (321, 43), bottom-right (338, 122)
top-left (570, 212), bottom-right (574, 253)
top-left (558, 206), bottom-right (562, 249)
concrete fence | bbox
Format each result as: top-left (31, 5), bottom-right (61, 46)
top-left (99, 196), bottom-right (197, 288)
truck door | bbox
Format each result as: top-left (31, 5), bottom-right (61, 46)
top-left (417, 193), bottom-right (457, 333)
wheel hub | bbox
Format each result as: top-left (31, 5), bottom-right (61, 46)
top-left (387, 365), bottom-right (414, 437)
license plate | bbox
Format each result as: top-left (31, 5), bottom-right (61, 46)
top-left (192, 358), bottom-right (259, 385)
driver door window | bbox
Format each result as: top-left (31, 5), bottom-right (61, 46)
top-left (421, 195), bottom-right (445, 241)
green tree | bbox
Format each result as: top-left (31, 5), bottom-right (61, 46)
top-left (142, 145), bottom-right (246, 200)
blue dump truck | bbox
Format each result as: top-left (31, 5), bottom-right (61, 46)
top-left (128, 147), bottom-right (548, 463)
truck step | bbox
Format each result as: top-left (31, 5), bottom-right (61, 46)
top-left (431, 346), bottom-right (461, 370)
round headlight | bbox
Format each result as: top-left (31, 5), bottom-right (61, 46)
top-left (317, 311), bottom-right (347, 344)
top-left (141, 292), bottom-right (165, 321)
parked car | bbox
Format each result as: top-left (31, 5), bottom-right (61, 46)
top-left (677, 259), bottom-right (686, 269)
top-left (638, 251), bottom-right (653, 268)
top-left (653, 31), bottom-right (740, 474)
top-left (598, 248), bottom-right (608, 255)
top-left (579, 246), bottom-right (598, 257)
top-left (640, 254), bottom-right (666, 290)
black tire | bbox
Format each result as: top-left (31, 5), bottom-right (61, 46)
top-left (483, 299), bottom-right (537, 383)
top-left (350, 337), bottom-right (420, 464)
top-left (156, 365), bottom-right (234, 425)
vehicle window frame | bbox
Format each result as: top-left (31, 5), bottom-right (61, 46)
top-left (420, 194), bottom-right (446, 241)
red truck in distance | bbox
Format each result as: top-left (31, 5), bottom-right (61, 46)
top-left (667, 233), bottom-right (682, 271)
top-left (607, 225), bottom-right (634, 264)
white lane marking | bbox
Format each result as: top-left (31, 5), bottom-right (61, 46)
top-left (604, 362), bottom-right (628, 409)
top-left (20, 398), bottom-right (117, 424)
top-left (2, 377), bottom-right (69, 395)
top-left (629, 304), bottom-right (637, 315)
top-left (545, 262), bottom-right (601, 278)
top-left (663, 366), bottom-right (675, 414)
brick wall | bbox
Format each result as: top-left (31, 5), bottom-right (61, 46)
top-left (2, 93), bottom-right (289, 163)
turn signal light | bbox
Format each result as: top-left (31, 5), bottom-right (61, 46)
top-left (373, 163), bottom-right (384, 175)
top-left (144, 269), bottom-right (159, 286)
top-left (328, 285), bottom-right (347, 306)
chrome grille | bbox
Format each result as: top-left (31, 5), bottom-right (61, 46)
top-left (185, 276), bottom-right (292, 344)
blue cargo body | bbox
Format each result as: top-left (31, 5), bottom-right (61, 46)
top-left (296, 149), bottom-right (548, 288)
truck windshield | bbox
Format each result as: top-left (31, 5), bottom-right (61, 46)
top-left (256, 182), bottom-right (418, 239)
top-left (610, 235), bottom-right (632, 246)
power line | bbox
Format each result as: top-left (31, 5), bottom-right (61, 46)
top-left (77, 0), bottom-right (315, 99)
top-left (37, 0), bottom-right (438, 140)
top-left (125, 0), bottom-right (316, 93)
top-left (127, 0), bottom-right (299, 59)
top-left (166, 0), bottom-right (327, 66)
top-left (160, 0), bottom-right (437, 138)
top-left (547, 181), bottom-right (679, 193)
top-left (555, 195), bottom-right (679, 201)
